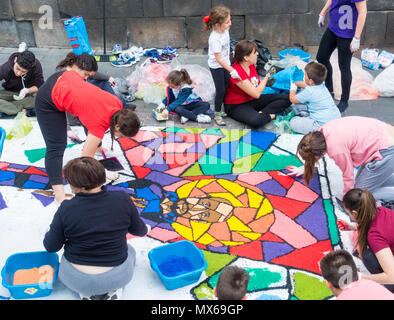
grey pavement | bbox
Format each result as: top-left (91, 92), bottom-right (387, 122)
top-left (0, 45), bottom-right (393, 129)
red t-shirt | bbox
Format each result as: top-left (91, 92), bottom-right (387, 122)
top-left (51, 70), bottom-right (122, 139)
top-left (368, 206), bottom-right (394, 255)
top-left (224, 62), bottom-right (260, 105)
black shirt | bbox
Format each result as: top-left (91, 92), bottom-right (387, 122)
top-left (43, 187), bottom-right (148, 267)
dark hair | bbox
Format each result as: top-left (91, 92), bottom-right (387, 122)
top-left (319, 250), bottom-right (359, 289)
top-left (234, 40), bottom-right (258, 63)
top-left (56, 52), bottom-right (98, 72)
top-left (16, 50), bottom-right (36, 70)
top-left (297, 131), bottom-right (327, 187)
top-left (343, 188), bottom-right (377, 257)
top-left (203, 6), bottom-right (231, 32)
top-left (166, 68), bottom-right (192, 87)
top-left (216, 266), bottom-right (249, 300)
top-left (63, 157), bottom-right (106, 190)
top-left (304, 61), bottom-right (327, 85)
top-left (109, 109), bottom-right (141, 149)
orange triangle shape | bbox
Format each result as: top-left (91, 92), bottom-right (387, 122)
top-left (201, 181), bottom-right (229, 194)
top-left (248, 213), bottom-right (275, 234)
top-left (189, 187), bottom-right (208, 198)
top-left (24, 166), bottom-right (47, 176)
top-left (233, 207), bottom-right (257, 224)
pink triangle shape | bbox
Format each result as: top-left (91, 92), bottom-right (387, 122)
top-left (286, 181), bottom-right (319, 203)
top-left (200, 134), bottom-right (222, 149)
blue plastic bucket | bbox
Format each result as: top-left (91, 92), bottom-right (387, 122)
top-left (278, 48), bottom-right (312, 62)
top-left (148, 240), bottom-right (207, 290)
top-left (1, 251), bottom-right (59, 299)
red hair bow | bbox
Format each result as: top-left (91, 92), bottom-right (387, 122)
top-left (203, 15), bottom-right (210, 23)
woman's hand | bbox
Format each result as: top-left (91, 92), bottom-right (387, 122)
top-left (337, 220), bottom-right (357, 231)
top-left (286, 165), bottom-right (304, 177)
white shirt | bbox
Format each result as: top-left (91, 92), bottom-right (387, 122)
top-left (208, 30), bottom-right (231, 69)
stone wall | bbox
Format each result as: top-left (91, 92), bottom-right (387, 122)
top-left (0, 0), bottom-right (393, 50)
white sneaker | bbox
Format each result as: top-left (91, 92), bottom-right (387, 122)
top-left (197, 114), bottom-right (211, 123)
top-left (180, 116), bottom-right (189, 124)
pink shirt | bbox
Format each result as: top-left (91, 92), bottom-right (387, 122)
top-left (368, 206), bottom-right (394, 255)
top-left (337, 279), bottom-right (394, 300)
top-left (319, 117), bottom-right (389, 195)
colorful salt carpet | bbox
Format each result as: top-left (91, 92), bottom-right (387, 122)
top-left (0, 120), bottom-right (357, 300)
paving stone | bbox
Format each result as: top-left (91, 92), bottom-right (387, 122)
top-left (362, 11), bottom-right (388, 47)
top-left (143, 0), bottom-right (164, 17)
top-left (163, 0), bottom-right (211, 17)
top-left (12, 0), bottom-right (60, 21)
top-left (292, 14), bottom-right (327, 46)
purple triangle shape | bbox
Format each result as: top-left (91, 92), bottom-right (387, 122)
top-left (263, 241), bottom-right (294, 262)
top-left (32, 192), bottom-right (54, 207)
top-left (0, 192), bottom-right (7, 210)
top-left (258, 179), bottom-right (287, 196)
top-left (295, 198), bottom-right (329, 241)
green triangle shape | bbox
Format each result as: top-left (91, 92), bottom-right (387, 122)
top-left (24, 144), bottom-right (76, 163)
top-left (293, 272), bottom-right (333, 300)
top-left (253, 150), bottom-right (302, 172)
top-left (181, 162), bottom-right (204, 177)
top-left (193, 283), bottom-right (215, 300)
top-left (219, 129), bottom-right (248, 144)
top-left (235, 140), bottom-right (264, 159)
top-left (199, 155), bottom-right (233, 175)
top-left (162, 127), bottom-right (188, 133)
top-left (233, 152), bottom-right (264, 174)
top-left (185, 127), bottom-right (206, 134)
top-left (202, 250), bottom-right (237, 277)
top-left (201, 128), bottom-right (223, 136)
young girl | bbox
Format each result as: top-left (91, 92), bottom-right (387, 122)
top-left (337, 188), bottom-right (394, 292)
top-left (288, 116), bottom-right (394, 201)
top-left (44, 157), bottom-right (150, 300)
top-left (204, 6), bottom-right (241, 126)
top-left (160, 69), bottom-right (211, 124)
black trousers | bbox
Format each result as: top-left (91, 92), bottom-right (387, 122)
top-left (360, 247), bottom-right (394, 293)
top-left (224, 94), bottom-right (291, 129)
top-left (316, 28), bottom-right (353, 102)
top-left (210, 67), bottom-right (230, 113)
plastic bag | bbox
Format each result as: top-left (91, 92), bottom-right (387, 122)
top-left (330, 49), bottom-right (379, 100)
top-left (373, 64), bottom-right (394, 97)
top-left (271, 66), bottom-right (304, 92)
top-left (267, 55), bottom-right (307, 71)
top-left (135, 82), bottom-right (167, 105)
top-left (63, 16), bottom-right (93, 56)
top-left (361, 48), bottom-right (380, 71)
top-left (5, 112), bottom-right (33, 140)
top-left (272, 111), bottom-right (296, 134)
top-left (378, 50), bottom-right (394, 68)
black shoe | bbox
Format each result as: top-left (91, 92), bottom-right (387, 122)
top-left (337, 100), bottom-right (349, 113)
top-left (125, 103), bottom-right (136, 111)
top-left (25, 109), bottom-right (36, 117)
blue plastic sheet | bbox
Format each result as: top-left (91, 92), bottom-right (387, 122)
top-left (271, 66), bottom-right (304, 92)
top-left (63, 16), bottom-right (93, 56)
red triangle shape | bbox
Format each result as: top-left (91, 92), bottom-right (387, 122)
top-left (259, 232), bottom-right (284, 243)
top-left (132, 166), bottom-right (151, 179)
top-left (271, 240), bottom-right (333, 274)
top-left (230, 240), bottom-right (263, 261)
top-left (24, 166), bottom-right (47, 176)
top-left (177, 132), bottom-right (200, 143)
top-left (161, 153), bottom-right (201, 169)
top-left (265, 194), bottom-right (311, 219)
top-left (118, 137), bottom-right (139, 150)
top-left (268, 171), bottom-right (295, 189)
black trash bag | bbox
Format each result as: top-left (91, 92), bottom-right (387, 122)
top-left (253, 39), bottom-right (272, 77)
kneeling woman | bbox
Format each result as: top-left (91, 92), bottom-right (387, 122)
top-left (44, 157), bottom-right (150, 300)
top-left (35, 53), bottom-right (140, 204)
top-left (223, 40), bottom-right (291, 129)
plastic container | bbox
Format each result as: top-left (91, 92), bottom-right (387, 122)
top-left (278, 48), bottom-right (311, 62)
top-left (148, 240), bottom-right (207, 290)
top-left (1, 251), bottom-right (59, 299)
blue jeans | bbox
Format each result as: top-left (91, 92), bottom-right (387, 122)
top-left (174, 101), bottom-right (210, 121)
top-left (289, 104), bottom-right (321, 134)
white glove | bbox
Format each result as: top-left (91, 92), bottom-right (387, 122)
top-left (13, 88), bottom-right (29, 101)
top-left (318, 14), bottom-right (325, 28)
top-left (145, 224), bottom-right (151, 235)
top-left (105, 169), bottom-right (120, 181)
top-left (108, 76), bottom-right (116, 87)
top-left (286, 165), bottom-right (304, 177)
top-left (290, 82), bottom-right (297, 92)
top-left (350, 37), bottom-right (360, 53)
top-left (230, 69), bottom-right (241, 80)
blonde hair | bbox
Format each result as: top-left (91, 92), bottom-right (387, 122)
top-left (343, 189), bottom-right (377, 257)
top-left (203, 6), bottom-right (231, 32)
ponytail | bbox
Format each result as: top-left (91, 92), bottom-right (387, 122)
top-left (343, 188), bottom-right (377, 257)
top-left (297, 131), bottom-right (327, 186)
top-left (109, 109), bottom-right (140, 150)
top-left (166, 69), bottom-right (192, 87)
top-left (203, 6), bottom-right (231, 32)
top-left (56, 52), bottom-right (98, 72)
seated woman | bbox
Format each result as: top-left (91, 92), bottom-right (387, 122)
top-left (223, 40), bottom-right (291, 129)
top-left (44, 157), bottom-right (150, 300)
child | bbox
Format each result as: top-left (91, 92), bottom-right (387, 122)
top-left (319, 250), bottom-right (394, 299)
top-left (160, 69), bottom-right (211, 124)
top-left (337, 188), bottom-right (394, 293)
top-left (215, 266), bottom-right (249, 300)
top-left (204, 6), bottom-right (241, 126)
top-left (43, 157), bottom-right (150, 300)
top-left (289, 61), bottom-right (341, 134)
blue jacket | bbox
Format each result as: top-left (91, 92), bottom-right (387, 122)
top-left (163, 85), bottom-right (201, 112)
